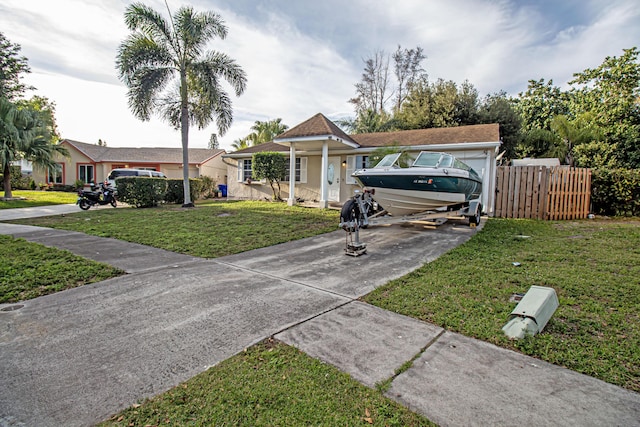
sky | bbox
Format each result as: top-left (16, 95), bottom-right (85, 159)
top-left (1, 0), bottom-right (638, 151)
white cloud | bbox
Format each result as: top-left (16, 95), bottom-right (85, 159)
top-left (1, 0), bottom-right (637, 151)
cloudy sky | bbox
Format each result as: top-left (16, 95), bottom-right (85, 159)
top-left (1, 0), bottom-right (638, 151)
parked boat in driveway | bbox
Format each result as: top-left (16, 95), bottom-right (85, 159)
top-left (352, 151), bottom-right (483, 216)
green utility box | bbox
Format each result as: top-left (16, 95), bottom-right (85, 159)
top-left (502, 285), bottom-right (559, 339)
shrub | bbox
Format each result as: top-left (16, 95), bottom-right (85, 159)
top-left (116, 177), bottom-right (168, 208)
top-left (164, 178), bottom-right (204, 204)
top-left (200, 175), bottom-right (217, 198)
top-left (0, 165), bottom-right (31, 190)
top-left (591, 168), bottom-right (640, 216)
top-left (47, 184), bottom-right (76, 193)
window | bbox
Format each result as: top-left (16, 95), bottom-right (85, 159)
top-left (237, 159), bottom-right (252, 182)
top-left (78, 164), bottom-right (94, 183)
top-left (283, 157), bottom-right (307, 183)
top-left (48, 163), bottom-right (63, 184)
top-left (345, 155), bottom-right (369, 184)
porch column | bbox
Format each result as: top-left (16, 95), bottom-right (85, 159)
top-left (319, 141), bottom-right (329, 208)
top-left (287, 143), bottom-right (296, 206)
top-left (483, 150), bottom-right (491, 213)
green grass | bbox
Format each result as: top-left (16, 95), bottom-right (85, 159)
top-left (5, 203), bottom-right (639, 423)
top-left (9, 200), bottom-right (340, 258)
top-left (0, 190), bottom-right (77, 208)
top-left (0, 235), bottom-right (124, 303)
top-left (99, 338), bottom-right (434, 427)
top-left (363, 218), bottom-right (640, 392)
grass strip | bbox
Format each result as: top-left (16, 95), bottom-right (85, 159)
top-left (0, 235), bottom-right (124, 303)
top-left (99, 339), bottom-right (434, 427)
top-left (363, 218), bottom-right (640, 392)
top-left (0, 190), bottom-right (77, 208)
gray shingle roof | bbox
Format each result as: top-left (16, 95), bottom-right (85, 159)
top-left (229, 117), bottom-right (500, 155)
top-left (274, 112), bottom-right (357, 144)
top-left (351, 123), bottom-right (500, 147)
top-left (62, 139), bottom-right (224, 164)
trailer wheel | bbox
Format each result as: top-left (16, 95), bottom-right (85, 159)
top-left (340, 198), bottom-right (359, 231)
top-left (469, 204), bottom-right (482, 226)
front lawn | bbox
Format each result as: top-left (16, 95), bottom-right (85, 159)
top-left (9, 200), bottom-right (340, 258)
top-left (364, 218), bottom-right (640, 392)
top-left (0, 235), bottom-right (124, 303)
top-left (0, 190), bottom-right (77, 208)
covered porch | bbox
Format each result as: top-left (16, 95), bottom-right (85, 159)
top-left (273, 113), bottom-right (359, 208)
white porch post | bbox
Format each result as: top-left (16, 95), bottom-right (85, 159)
top-left (287, 143), bottom-right (296, 206)
top-left (483, 150), bottom-right (491, 213)
top-left (319, 141), bottom-right (329, 208)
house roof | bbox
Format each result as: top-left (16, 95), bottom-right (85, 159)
top-left (351, 124), bottom-right (500, 147)
top-left (274, 112), bottom-right (358, 146)
top-left (62, 139), bottom-right (225, 164)
top-left (227, 119), bottom-right (501, 157)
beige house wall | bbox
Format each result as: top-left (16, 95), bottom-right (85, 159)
top-left (31, 143), bottom-right (227, 187)
top-left (199, 156), bottom-right (227, 184)
top-left (225, 155), bottom-right (362, 202)
top-left (225, 146), bottom-right (498, 212)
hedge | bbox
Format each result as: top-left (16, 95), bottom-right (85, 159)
top-left (591, 168), bottom-right (640, 216)
top-left (116, 177), bottom-right (169, 208)
top-left (164, 178), bottom-right (204, 204)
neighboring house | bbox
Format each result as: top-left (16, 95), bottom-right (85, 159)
top-left (33, 139), bottom-right (227, 186)
top-left (223, 113), bottom-right (502, 214)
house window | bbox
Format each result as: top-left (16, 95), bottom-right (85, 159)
top-left (345, 155), bottom-right (369, 184)
top-left (283, 157), bottom-right (307, 183)
top-left (237, 159), bottom-right (252, 182)
top-left (48, 163), bottom-right (63, 184)
top-left (78, 164), bottom-right (94, 184)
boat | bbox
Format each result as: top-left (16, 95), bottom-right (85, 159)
top-left (352, 151), bottom-right (483, 216)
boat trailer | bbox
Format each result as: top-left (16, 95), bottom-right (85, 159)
top-left (339, 190), bottom-right (482, 256)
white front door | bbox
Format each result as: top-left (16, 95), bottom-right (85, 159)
top-left (327, 156), bottom-right (341, 202)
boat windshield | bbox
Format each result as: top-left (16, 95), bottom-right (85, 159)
top-left (412, 152), bottom-right (448, 168)
top-left (373, 152), bottom-right (402, 168)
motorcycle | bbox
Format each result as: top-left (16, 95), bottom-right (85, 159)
top-left (77, 181), bottom-right (117, 210)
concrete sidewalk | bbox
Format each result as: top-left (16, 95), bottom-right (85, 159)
top-left (0, 203), bottom-right (83, 221)
top-left (1, 207), bottom-right (639, 426)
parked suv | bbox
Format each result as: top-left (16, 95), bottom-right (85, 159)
top-left (107, 168), bottom-right (167, 187)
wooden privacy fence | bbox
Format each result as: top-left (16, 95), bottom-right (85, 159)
top-left (495, 166), bottom-right (592, 220)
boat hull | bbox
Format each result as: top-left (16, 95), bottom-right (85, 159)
top-left (354, 171), bottom-right (482, 216)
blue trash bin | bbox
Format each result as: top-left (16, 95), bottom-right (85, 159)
top-left (218, 184), bottom-right (227, 197)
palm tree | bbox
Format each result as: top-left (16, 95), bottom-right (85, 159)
top-left (231, 136), bottom-right (251, 151)
top-left (1, 98), bottom-right (68, 198)
top-left (116, 2), bottom-right (246, 207)
top-left (249, 118), bottom-right (289, 144)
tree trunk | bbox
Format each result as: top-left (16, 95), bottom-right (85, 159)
top-left (180, 68), bottom-right (193, 208)
top-left (3, 163), bottom-right (13, 199)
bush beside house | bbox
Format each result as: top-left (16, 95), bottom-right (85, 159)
top-left (115, 177), bottom-right (210, 208)
top-left (116, 177), bottom-right (169, 208)
top-left (591, 168), bottom-right (640, 216)
top-left (164, 179), bottom-right (205, 204)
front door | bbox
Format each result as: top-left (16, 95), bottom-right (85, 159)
top-left (327, 156), bottom-right (340, 202)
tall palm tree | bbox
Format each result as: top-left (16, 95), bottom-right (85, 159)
top-left (0, 98), bottom-right (68, 198)
top-left (116, 2), bottom-right (246, 207)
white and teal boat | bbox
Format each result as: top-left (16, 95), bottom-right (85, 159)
top-left (352, 151), bottom-right (483, 216)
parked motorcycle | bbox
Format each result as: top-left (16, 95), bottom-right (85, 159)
top-left (77, 181), bottom-right (117, 210)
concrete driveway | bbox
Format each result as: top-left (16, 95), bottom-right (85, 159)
top-left (0, 218), bottom-right (477, 426)
top-left (2, 210), bottom-right (639, 427)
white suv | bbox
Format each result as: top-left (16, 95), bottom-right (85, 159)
top-left (107, 169), bottom-right (167, 187)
